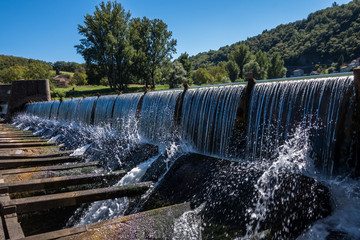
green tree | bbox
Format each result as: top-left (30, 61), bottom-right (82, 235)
top-left (167, 62), bottom-right (186, 88)
top-left (193, 68), bottom-right (214, 85)
top-left (228, 43), bottom-right (252, 78)
top-left (24, 62), bottom-right (51, 80)
top-left (75, 1), bottom-right (131, 90)
top-left (71, 72), bottom-right (88, 85)
top-left (129, 17), bottom-right (177, 89)
top-left (243, 60), bottom-right (261, 79)
top-left (337, 54), bottom-right (344, 71)
top-left (178, 52), bottom-right (192, 80)
top-left (255, 50), bottom-right (268, 79)
top-left (225, 61), bottom-right (239, 82)
top-left (208, 65), bottom-right (227, 83)
top-left (0, 66), bottom-right (28, 83)
top-left (267, 52), bottom-right (287, 79)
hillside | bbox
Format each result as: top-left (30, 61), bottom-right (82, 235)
top-left (0, 55), bottom-right (51, 71)
top-left (189, 0), bottom-right (360, 71)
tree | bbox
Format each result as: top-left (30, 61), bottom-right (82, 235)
top-left (228, 43), bottom-right (251, 78)
top-left (243, 60), bottom-right (261, 79)
top-left (71, 72), bottom-right (88, 85)
top-left (24, 62), bottom-right (51, 80)
top-left (208, 65), bottom-right (227, 83)
top-left (167, 62), bottom-right (186, 88)
top-left (178, 52), bottom-right (192, 80)
top-left (337, 54), bottom-right (344, 71)
top-left (75, 1), bottom-right (131, 90)
top-left (255, 50), bottom-right (268, 79)
top-left (129, 17), bottom-right (177, 89)
top-left (267, 52), bottom-right (287, 79)
top-left (0, 66), bottom-right (28, 83)
top-left (225, 61), bottom-right (239, 82)
top-left (193, 68), bottom-right (214, 85)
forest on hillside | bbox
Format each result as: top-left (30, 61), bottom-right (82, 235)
top-left (190, 0), bottom-right (360, 71)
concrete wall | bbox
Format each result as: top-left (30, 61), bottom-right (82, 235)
top-left (0, 84), bottom-right (12, 104)
top-left (7, 79), bottom-right (50, 117)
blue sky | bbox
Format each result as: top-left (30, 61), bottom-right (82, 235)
top-left (0, 0), bottom-right (352, 63)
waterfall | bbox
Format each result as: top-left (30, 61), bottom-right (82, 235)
top-left (49, 100), bottom-right (60, 120)
top-left (181, 85), bottom-right (245, 158)
top-left (57, 98), bottom-right (82, 123)
top-left (26, 101), bottom-right (53, 119)
top-left (247, 76), bottom-right (354, 174)
top-left (111, 93), bottom-right (142, 131)
top-left (74, 96), bottom-right (97, 125)
top-left (93, 95), bottom-right (117, 125)
top-left (139, 90), bottom-right (181, 144)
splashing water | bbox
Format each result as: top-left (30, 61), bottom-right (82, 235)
top-left (245, 126), bottom-right (315, 238)
top-left (72, 153), bottom-right (161, 226)
top-left (172, 203), bottom-right (205, 240)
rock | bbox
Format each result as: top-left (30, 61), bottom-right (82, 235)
top-left (142, 153), bottom-right (332, 239)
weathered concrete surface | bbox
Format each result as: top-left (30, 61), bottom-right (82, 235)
top-left (7, 79), bottom-right (51, 117)
top-left (0, 84), bottom-right (11, 104)
top-left (24, 203), bottom-right (191, 240)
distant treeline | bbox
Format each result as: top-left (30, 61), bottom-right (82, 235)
top-left (190, 0), bottom-right (360, 70)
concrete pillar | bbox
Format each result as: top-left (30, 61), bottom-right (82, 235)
top-left (174, 81), bottom-right (189, 125)
top-left (353, 68), bottom-right (360, 176)
top-left (7, 80), bottom-right (51, 118)
top-left (228, 73), bottom-right (257, 158)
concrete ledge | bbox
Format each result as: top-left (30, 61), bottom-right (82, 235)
top-left (22, 202), bottom-right (191, 240)
top-left (7, 79), bottom-right (50, 117)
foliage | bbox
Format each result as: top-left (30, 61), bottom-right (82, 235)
top-left (76, 1), bottom-right (176, 90)
top-left (0, 66), bottom-right (28, 83)
top-left (178, 52), bottom-right (192, 80)
top-left (190, 0), bottom-right (360, 70)
top-left (129, 17), bottom-right (177, 89)
top-left (243, 60), bottom-right (261, 79)
top-left (225, 61), bottom-right (239, 82)
top-left (268, 52), bottom-right (287, 79)
top-left (193, 68), bottom-right (214, 85)
top-left (52, 61), bottom-right (85, 74)
top-left (255, 50), bottom-right (269, 79)
top-left (0, 55), bottom-right (52, 82)
top-left (71, 72), bottom-right (88, 85)
top-left (229, 43), bottom-right (251, 78)
top-left (24, 62), bottom-right (51, 80)
top-left (167, 62), bottom-right (187, 88)
top-left (75, 1), bottom-right (132, 90)
top-left (208, 65), bottom-right (228, 83)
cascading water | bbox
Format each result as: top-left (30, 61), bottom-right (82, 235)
top-left (247, 76), bottom-right (354, 175)
top-left (181, 85), bottom-right (245, 158)
top-left (139, 90), bottom-right (181, 144)
top-left (111, 93), bottom-right (142, 132)
top-left (14, 76), bottom-right (360, 239)
top-left (93, 95), bottom-right (117, 125)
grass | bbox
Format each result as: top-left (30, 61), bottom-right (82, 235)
top-left (51, 84), bottom-right (171, 99)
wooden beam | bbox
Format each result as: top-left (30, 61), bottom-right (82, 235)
top-left (0, 171), bottom-right (127, 193)
top-left (0, 156), bottom-right (81, 169)
top-left (0, 162), bottom-right (99, 175)
top-left (0, 150), bottom-right (73, 160)
top-left (2, 182), bottom-right (152, 214)
top-left (0, 139), bottom-right (49, 144)
top-left (23, 226), bottom-right (87, 240)
top-left (0, 142), bottom-right (56, 148)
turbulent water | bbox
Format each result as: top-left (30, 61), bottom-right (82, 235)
top-left (15, 76), bottom-right (360, 239)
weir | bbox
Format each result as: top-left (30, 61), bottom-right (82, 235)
top-left (2, 71), bottom-right (360, 239)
